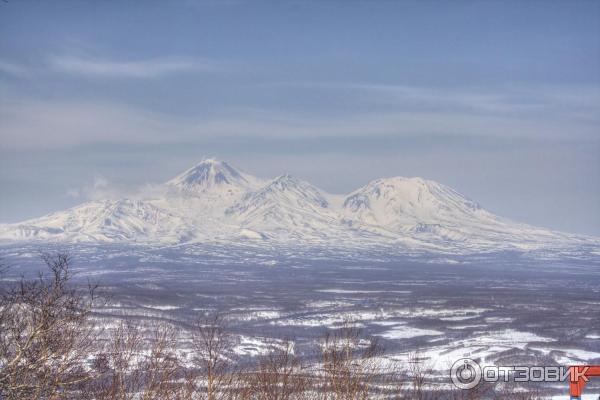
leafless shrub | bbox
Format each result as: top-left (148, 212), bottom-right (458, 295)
top-left (189, 312), bottom-right (236, 400)
top-left (403, 351), bottom-right (435, 400)
top-left (0, 253), bottom-right (99, 399)
top-left (84, 320), bottom-right (183, 400)
top-left (316, 319), bottom-right (385, 400)
top-left (448, 380), bottom-right (495, 400)
top-left (243, 338), bottom-right (307, 400)
top-left (494, 381), bottom-right (547, 400)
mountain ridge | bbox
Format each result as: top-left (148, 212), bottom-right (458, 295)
top-left (1, 159), bottom-right (598, 255)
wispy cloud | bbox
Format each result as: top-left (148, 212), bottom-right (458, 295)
top-left (260, 81), bottom-right (600, 122)
top-left (66, 176), bottom-right (116, 200)
top-left (1, 81), bottom-right (598, 150)
top-left (0, 99), bottom-right (186, 149)
top-left (66, 176), bottom-right (168, 201)
top-left (48, 55), bottom-right (217, 78)
top-left (1, 97), bottom-right (596, 152)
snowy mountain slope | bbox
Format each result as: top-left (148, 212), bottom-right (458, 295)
top-left (342, 177), bottom-right (589, 250)
top-left (0, 159), bottom-right (264, 244)
top-left (0, 199), bottom-right (196, 243)
top-left (225, 174), bottom-right (346, 239)
top-left (343, 177), bottom-right (488, 229)
top-left (0, 158), bottom-right (598, 254)
top-left (167, 158), bottom-right (264, 198)
top-left (157, 159), bottom-right (266, 231)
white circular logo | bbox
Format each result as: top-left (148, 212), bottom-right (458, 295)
top-left (451, 358), bottom-right (482, 389)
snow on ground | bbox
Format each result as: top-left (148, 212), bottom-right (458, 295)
top-left (375, 325), bottom-right (443, 340)
top-left (248, 306), bottom-right (489, 329)
top-left (316, 289), bottom-right (411, 294)
top-left (233, 336), bottom-right (292, 357)
top-left (270, 308), bottom-right (402, 327)
top-left (439, 315), bottom-right (479, 321)
top-left (305, 300), bottom-right (354, 308)
top-left (371, 320), bottom-right (404, 327)
top-left (232, 310), bottom-right (283, 321)
top-left (585, 333), bottom-right (600, 339)
top-left (381, 329), bottom-right (556, 371)
top-left (465, 329), bottom-right (555, 349)
top-left (447, 324), bottom-right (488, 330)
top-left (395, 307), bottom-right (489, 319)
top-left (485, 316), bottom-right (515, 323)
top-left (141, 304), bottom-right (181, 310)
top-left (531, 347), bottom-right (600, 364)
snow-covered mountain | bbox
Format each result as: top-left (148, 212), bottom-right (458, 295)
top-left (167, 158), bottom-right (264, 197)
top-left (1, 199), bottom-right (196, 243)
top-left (0, 158), bottom-right (598, 255)
top-left (226, 174), bottom-right (343, 239)
top-left (343, 177), bottom-right (485, 229)
top-left (341, 177), bottom-right (585, 249)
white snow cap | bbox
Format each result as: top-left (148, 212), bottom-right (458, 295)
top-left (166, 158), bottom-right (260, 194)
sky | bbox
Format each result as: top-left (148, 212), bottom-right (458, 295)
top-left (0, 0), bottom-right (599, 235)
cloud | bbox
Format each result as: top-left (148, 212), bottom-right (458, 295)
top-left (0, 99), bottom-right (187, 149)
top-left (260, 81), bottom-right (600, 123)
top-left (48, 55), bottom-right (217, 78)
top-left (66, 176), bottom-right (115, 200)
top-left (1, 81), bottom-right (598, 150)
top-left (0, 53), bottom-right (221, 80)
top-left (65, 188), bottom-right (81, 199)
top-left (0, 99), bottom-right (596, 151)
top-left (66, 175), bottom-right (170, 202)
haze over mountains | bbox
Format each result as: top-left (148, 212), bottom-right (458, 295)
top-left (1, 159), bottom-right (598, 255)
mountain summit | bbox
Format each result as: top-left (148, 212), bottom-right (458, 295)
top-left (343, 177), bottom-right (487, 230)
top-left (225, 174), bottom-right (337, 237)
top-left (167, 159), bottom-right (261, 196)
top-left (0, 158), bottom-right (597, 254)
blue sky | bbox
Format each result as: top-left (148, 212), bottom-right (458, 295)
top-left (0, 0), bottom-right (599, 235)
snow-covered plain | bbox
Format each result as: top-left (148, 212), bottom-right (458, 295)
top-left (1, 239), bottom-right (600, 398)
top-left (1, 158), bottom-right (598, 258)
